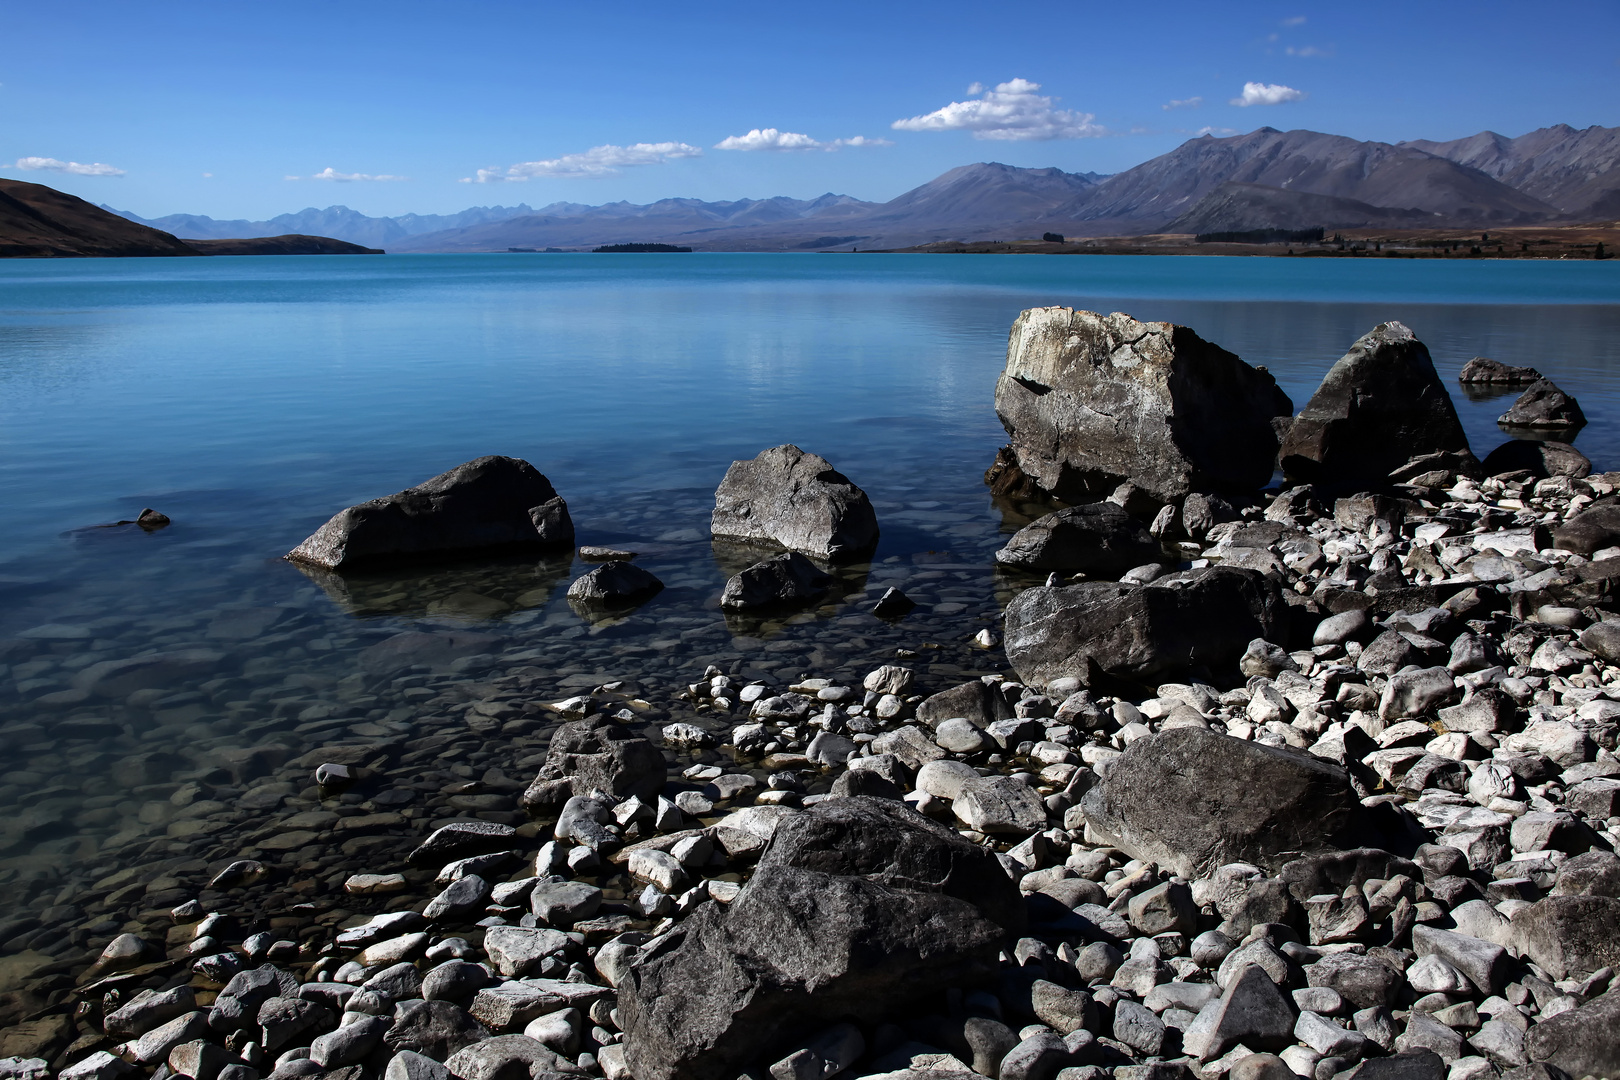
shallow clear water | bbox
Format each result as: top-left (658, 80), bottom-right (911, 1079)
top-left (0, 252), bottom-right (1616, 923)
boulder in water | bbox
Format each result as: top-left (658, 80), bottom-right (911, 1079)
top-left (1458, 357), bottom-right (1541, 384)
top-left (991, 307), bottom-right (1292, 503)
top-left (721, 551), bottom-right (834, 610)
top-left (1479, 439), bottom-right (1591, 480)
top-left (1496, 378), bottom-right (1586, 431)
top-left (287, 456), bottom-right (574, 570)
top-left (710, 445), bottom-right (878, 559)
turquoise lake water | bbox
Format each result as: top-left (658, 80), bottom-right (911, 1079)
top-left (0, 252), bottom-right (1615, 902)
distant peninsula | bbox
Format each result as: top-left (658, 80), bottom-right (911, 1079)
top-left (0, 177), bottom-right (382, 258)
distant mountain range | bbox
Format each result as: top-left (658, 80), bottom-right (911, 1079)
top-left (97, 123), bottom-right (1620, 252)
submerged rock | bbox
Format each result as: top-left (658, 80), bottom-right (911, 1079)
top-left (286, 456), bottom-right (574, 570)
top-left (1280, 322), bottom-right (1473, 493)
top-left (990, 307), bottom-right (1292, 503)
top-left (710, 445), bottom-right (878, 559)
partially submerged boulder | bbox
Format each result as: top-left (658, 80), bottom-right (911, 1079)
top-left (287, 456), bottom-right (573, 571)
top-left (1002, 566), bottom-right (1287, 689)
top-left (990, 308), bottom-right (1292, 503)
top-left (721, 551), bottom-right (834, 611)
top-left (1458, 357), bottom-right (1542, 385)
top-left (617, 798), bottom-right (1023, 1080)
top-left (994, 503), bottom-right (1163, 575)
top-left (710, 445), bottom-right (878, 560)
top-left (518, 717), bottom-right (666, 812)
top-left (565, 563), bottom-right (663, 608)
top-left (1497, 378), bottom-right (1586, 431)
top-left (1080, 727), bottom-right (1358, 878)
top-left (1280, 323), bottom-right (1471, 493)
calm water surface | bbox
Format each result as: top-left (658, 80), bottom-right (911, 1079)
top-left (0, 253), bottom-right (1615, 919)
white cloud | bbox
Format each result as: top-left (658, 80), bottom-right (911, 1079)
top-left (202, 172), bottom-right (213, 178)
top-left (1286, 44), bottom-right (1332, 57)
top-left (1193, 126), bottom-right (1240, 137)
top-left (714, 128), bottom-right (893, 152)
top-left (286, 167), bottom-right (408, 182)
top-left (1281, 15), bottom-right (1307, 25)
top-left (1163, 97), bottom-right (1203, 111)
top-left (466, 142), bottom-right (702, 182)
top-left (1230, 82), bottom-right (1307, 106)
top-left (891, 78), bottom-right (1104, 141)
top-left (14, 156), bottom-right (124, 177)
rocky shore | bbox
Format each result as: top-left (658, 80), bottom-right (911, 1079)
top-left (2, 310), bottom-right (1618, 1080)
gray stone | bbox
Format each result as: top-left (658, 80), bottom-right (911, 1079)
top-left (384, 1000), bottom-right (491, 1061)
top-left (105, 986), bottom-right (196, 1038)
top-left (1183, 963), bottom-right (1297, 1061)
top-left (309, 1016), bottom-right (389, 1068)
top-left (1280, 322), bottom-right (1473, 493)
top-left (1508, 894), bottom-right (1620, 979)
top-left (425, 875), bottom-right (493, 923)
top-left (1523, 988), bottom-right (1620, 1080)
top-left (1410, 926), bottom-right (1509, 996)
top-left (519, 716), bottom-right (666, 811)
top-left (529, 880), bottom-right (603, 926)
top-left (721, 551), bottom-right (835, 610)
top-left (1306, 953), bottom-right (1402, 1011)
top-left (287, 456), bottom-right (573, 570)
top-left (916, 680), bottom-right (1014, 729)
top-left (257, 997), bottom-right (333, 1053)
top-left (128, 1013), bottom-right (210, 1065)
top-left (1497, 379), bottom-right (1585, 431)
top-left (408, 821), bottom-right (518, 867)
top-left (710, 445), bottom-right (878, 559)
top-left (384, 1051), bottom-right (452, 1080)
top-left (998, 1032), bottom-right (1071, 1080)
top-left (481, 927), bottom-right (570, 978)
top-left (565, 563), bottom-right (663, 607)
top-left (991, 307), bottom-right (1291, 503)
top-left (443, 1034), bottom-right (576, 1080)
top-left (1080, 727), bottom-right (1356, 878)
top-left (953, 776), bottom-right (1048, 836)
top-left (995, 503), bottom-right (1163, 576)
top-left (1112, 1000), bottom-right (1166, 1056)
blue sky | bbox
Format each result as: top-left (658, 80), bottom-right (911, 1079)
top-left (4, 0), bottom-right (1616, 219)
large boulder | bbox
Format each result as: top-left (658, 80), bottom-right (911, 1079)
top-left (1551, 495), bottom-right (1620, 555)
top-left (710, 445), bottom-right (878, 560)
top-left (1479, 439), bottom-right (1591, 480)
top-left (1280, 322), bottom-right (1471, 493)
top-left (1003, 566), bottom-right (1287, 689)
top-left (617, 798), bottom-right (1023, 1080)
top-left (1458, 357), bottom-right (1542, 385)
top-left (994, 503), bottom-right (1164, 575)
top-left (565, 563), bottom-right (664, 608)
top-left (1508, 894), bottom-right (1620, 979)
top-left (287, 456), bottom-right (573, 570)
top-left (518, 717), bottom-right (666, 812)
top-left (1523, 988), bottom-right (1620, 1080)
top-left (1080, 727), bottom-right (1358, 879)
top-left (1497, 379), bottom-right (1586, 431)
top-left (990, 307), bottom-right (1292, 503)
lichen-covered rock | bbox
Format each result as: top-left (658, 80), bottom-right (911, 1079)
top-left (990, 307), bottom-right (1292, 503)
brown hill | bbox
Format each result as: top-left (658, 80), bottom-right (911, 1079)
top-left (185, 235), bottom-right (383, 255)
top-left (0, 176), bottom-right (199, 257)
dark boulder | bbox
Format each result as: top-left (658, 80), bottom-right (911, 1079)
top-left (915, 680), bottom-right (1014, 730)
top-left (1003, 566), bottom-right (1287, 689)
top-left (720, 551), bottom-right (834, 610)
top-left (565, 562), bottom-right (664, 607)
top-left (1458, 357), bottom-right (1542, 385)
top-left (1523, 988), bottom-right (1620, 1080)
top-left (1480, 439), bottom-right (1591, 480)
top-left (617, 798), bottom-right (1022, 1080)
top-left (994, 503), bottom-right (1164, 575)
top-left (991, 307), bottom-right (1292, 504)
top-left (1279, 849), bottom-right (1422, 903)
top-left (710, 445), bottom-right (878, 560)
top-left (1551, 495), bottom-right (1620, 555)
top-left (287, 456), bottom-right (573, 570)
top-left (1280, 322), bottom-right (1471, 493)
top-left (518, 716), bottom-right (666, 812)
top-left (1508, 894), bottom-right (1620, 979)
top-left (1497, 379), bottom-right (1586, 431)
top-left (1079, 727), bottom-right (1358, 879)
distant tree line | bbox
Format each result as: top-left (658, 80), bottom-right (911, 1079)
top-left (592, 243), bottom-right (692, 253)
top-left (1196, 228), bottom-right (1326, 244)
top-left (1042, 232), bottom-right (1065, 243)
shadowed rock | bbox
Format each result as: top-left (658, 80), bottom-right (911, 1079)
top-left (994, 503), bottom-right (1164, 575)
top-left (710, 445), bottom-right (878, 560)
top-left (1496, 379), bottom-right (1586, 431)
top-left (287, 456), bottom-right (574, 570)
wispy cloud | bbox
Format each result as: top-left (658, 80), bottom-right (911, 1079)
top-left (1163, 97), bottom-right (1204, 111)
top-left (1281, 15), bottom-right (1307, 25)
top-left (1193, 125), bottom-right (1240, 137)
top-left (1230, 82), bottom-right (1306, 106)
top-left (1285, 44), bottom-right (1333, 57)
top-left (891, 78), bottom-right (1103, 141)
top-left (286, 167), bottom-right (409, 182)
top-left (714, 128), bottom-right (892, 152)
top-left (14, 156), bottom-right (124, 177)
top-left (465, 142), bottom-right (702, 182)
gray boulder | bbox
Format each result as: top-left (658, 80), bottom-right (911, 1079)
top-left (915, 680), bottom-right (1013, 730)
top-left (721, 551), bottom-right (834, 610)
top-left (1479, 440), bottom-right (1591, 480)
top-left (1523, 988), bottom-right (1620, 1080)
top-left (994, 503), bottom-right (1163, 575)
top-left (1508, 894), bottom-right (1620, 979)
top-left (287, 456), bottom-right (573, 570)
top-left (1080, 727), bottom-right (1357, 878)
top-left (384, 1000), bottom-right (490, 1061)
top-left (1003, 566), bottom-right (1286, 689)
top-left (991, 307), bottom-right (1292, 503)
top-left (1458, 358), bottom-right (1541, 384)
top-left (1497, 379), bottom-right (1586, 430)
top-left (565, 562), bottom-right (664, 607)
top-left (1551, 495), bottom-right (1620, 555)
top-left (710, 445), bottom-right (878, 559)
top-left (617, 797), bottom-right (1024, 1080)
top-left (518, 716), bottom-right (666, 812)
top-left (1280, 322), bottom-right (1472, 493)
